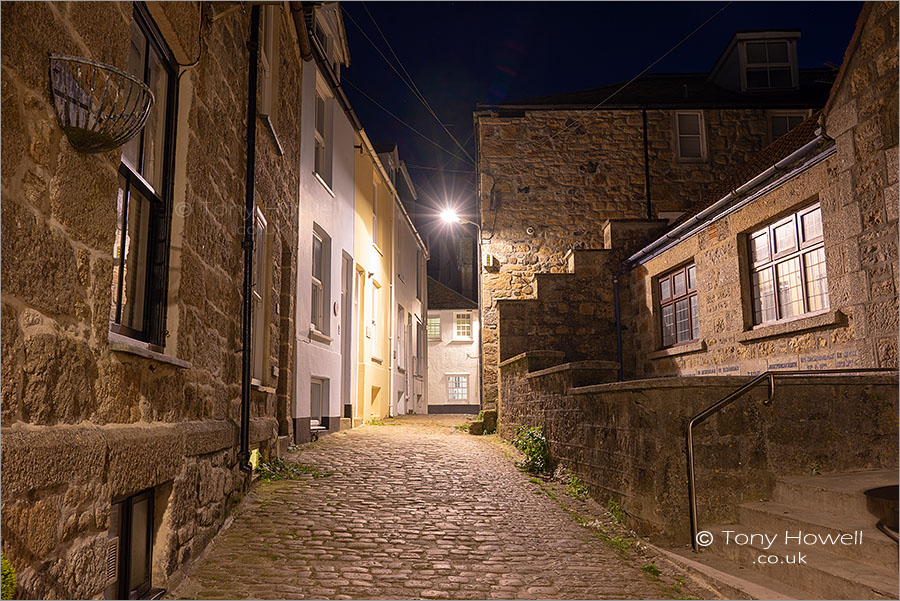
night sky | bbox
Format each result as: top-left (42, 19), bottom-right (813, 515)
top-left (340, 1), bottom-right (863, 220)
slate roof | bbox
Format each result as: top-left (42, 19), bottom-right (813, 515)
top-left (428, 277), bottom-right (477, 310)
top-left (478, 69), bottom-right (836, 110)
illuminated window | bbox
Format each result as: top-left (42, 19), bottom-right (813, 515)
top-left (675, 112), bottom-right (706, 161)
top-left (447, 374), bottom-right (469, 402)
top-left (427, 316), bottom-right (441, 340)
top-left (111, 4), bottom-right (176, 349)
top-left (454, 313), bottom-right (472, 339)
top-left (743, 40), bottom-right (795, 90)
top-left (749, 203), bottom-right (828, 326)
top-left (658, 264), bottom-right (699, 347)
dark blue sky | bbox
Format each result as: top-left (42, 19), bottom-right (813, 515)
top-left (340, 1), bottom-right (863, 215)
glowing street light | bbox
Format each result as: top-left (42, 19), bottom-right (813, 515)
top-left (441, 208), bottom-right (476, 227)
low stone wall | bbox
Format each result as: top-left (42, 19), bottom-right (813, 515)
top-left (499, 354), bottom-right (898, 543)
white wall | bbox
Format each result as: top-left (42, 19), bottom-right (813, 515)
top-left (426, 309), bottom-right (479, 410)
top-left (295, 62), bottom-right (357, 429)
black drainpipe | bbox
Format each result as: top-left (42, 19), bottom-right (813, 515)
top-left (239, 5), bottom-right (261, 473)
top-left (642, 107), bottom-right (651, 220)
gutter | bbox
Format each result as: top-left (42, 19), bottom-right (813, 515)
top-left (238, 5), bottom-right (262, 473)
top-left (289, 2), bottom-right (313, 61)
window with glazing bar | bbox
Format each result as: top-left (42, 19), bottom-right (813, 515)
top-left (749, 203), bottom-right (828, 326)
top-left (111, 4), bottom-right (176, 349)
top-left (311, 232), bottom-right (325, 332)
top-left (658, 264), bottom-right (699, 347)
top-left (427, 316), bottom-right (441, 340)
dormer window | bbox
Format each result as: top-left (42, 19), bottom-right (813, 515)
top-left (742, 39), bottom-right (796, 90)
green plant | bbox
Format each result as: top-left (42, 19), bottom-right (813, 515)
top-left (454, 424), bottom-right (469, 431)
top-left (255, 457), bottom-right (333, 482)
top-left (641, 563), bottom-right (661, 579)
top-left (511, 425), bottom-right (551, 474)
top-left (1, 552), bottom-right (15, 600)
top-left (607, 499), bottom-right (625, 524)
top-left (563, 471), bottom-right (589, 500)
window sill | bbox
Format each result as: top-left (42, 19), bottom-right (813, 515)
top-left (452, 337), bottom-right (474, 343)
top-left (372, 243), bottom-right (384, 257)
top-left (109, 331), bottom-right (192, 369)
top-left (313, 171), bottom-right (335, 197)
top-left (648, 339), bottom-right (706, 360)
top-left (250, 379), bottom-right (277, 394)
top-left (309, 329), bottom-right (332, 344)
top-left (677, 156), bottom-right (708, 164)
top-left (371, 356), bottom-right (384, 365)
top-left (738, 310), bottom-right (846, 343)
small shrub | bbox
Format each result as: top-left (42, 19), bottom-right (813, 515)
top-left (255, 457), bottom-right (333, 482)
top-left (1, 552), bottom-right (15, 600)
top-left (511, 425), bottom-right (551, 474)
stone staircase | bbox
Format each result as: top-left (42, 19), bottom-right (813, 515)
top-left (665, 470), bottom-right (899, 599)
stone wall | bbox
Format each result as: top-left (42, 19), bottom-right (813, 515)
top-left (1, 3), bottom-right (301, 597)
top-left (476, 106), bottom-right (794, 408)
top-left (499, 354), bottom-right (898, 542)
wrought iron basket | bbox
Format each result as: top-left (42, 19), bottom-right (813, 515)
top-left (49, 54), bottom-right (154, 153)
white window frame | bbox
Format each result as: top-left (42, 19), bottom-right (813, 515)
top-left (427, 315), bottom-right (441, 341)
top-left (313, 74), bottom-right (333, 189)
top-left (454, 312), bottom-right (473, 340)
top-left (447, 374), bottom-right (469, 402)
top-left (371, 280), bottom-right (382, 362)
top-left (251, 208), bottom-right (270, 383)
top-left (397, 305), bottom-right (407, 370)
top-left (310, 377), bottom-right (326, 425)
top-left (311, 231), bottom-right (325, 333)
top-left (675, 111), bottom-right (707, 162)
top-left (740, 39), bottom-right (798, 91)
top-left (415, 318), bottom-right (424, 376)
top-left (767, 110), bottom-right (809, 143)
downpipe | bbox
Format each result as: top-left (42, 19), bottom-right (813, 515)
top-left (238, 5), bottom-right (261, 473)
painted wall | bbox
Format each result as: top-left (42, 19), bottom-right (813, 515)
top-left (392, 203), bottom-right (427, 415)
top-left (427, 309), bottom-right (480, 412)
top-left (295, 59), bottom-right (357, 440)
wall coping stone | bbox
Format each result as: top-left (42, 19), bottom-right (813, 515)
top-left (648, 339), bottom-right (707, 360)
top-left (571, 372), bottom-right (899, 395)
top-left (498, 350), bottom-right (565, 368)
top-left (109, 331), bottom-right (192, 369)
top-left (737, 310), bottom-right (847, 343)
top-left (527, 360), bottom-right (620, 379)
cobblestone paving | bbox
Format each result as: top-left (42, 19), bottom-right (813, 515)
top-left (170, 416), bottom-right (706, 600)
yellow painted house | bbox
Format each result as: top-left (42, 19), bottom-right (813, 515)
top-left (354, 132), bottom-right (394, 422)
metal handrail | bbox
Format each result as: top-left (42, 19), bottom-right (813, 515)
top-left (687, 368), bottom-right (897, 552)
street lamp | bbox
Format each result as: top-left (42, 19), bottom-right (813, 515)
top-left (441, 208), bottom-right (478, 228)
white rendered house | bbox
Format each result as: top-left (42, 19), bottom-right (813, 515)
top-left (426, 277), bottom-right (480, 414)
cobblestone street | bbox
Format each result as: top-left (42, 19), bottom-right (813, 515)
top-left (169, 416), bottom-right (706, 600)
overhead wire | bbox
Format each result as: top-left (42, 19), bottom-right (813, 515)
top-left (342, 5), bottom-right (475, 164)
top-left (549, 2), bottom-right (732, 140)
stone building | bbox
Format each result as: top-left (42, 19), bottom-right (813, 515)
top-left (492, 3), bottom-right (898, 597)
top-left (1, 2), bottom-right (306, 597)
top-left (474, 30), bottom-right (836, 408)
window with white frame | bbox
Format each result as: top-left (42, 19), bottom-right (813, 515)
top-left (749, 203), bottom-right (828, 326)
top-left (311, 230), bottom-right (326, 333)
top-left (416, 251), bottom-right (423, 300)
top-left (251, 208), bottom-right (270, 382)
top-left (415, 319), bottom-right (424, 376)
top-left (743, 40), bottom-right (794, 90)
top-left (768, 112), bottom-right (807, 142)
top-left (675, 112), bottom-right (705, 160)
top-left (372, 177), bottom-right (379, 247)
top-left (427, 316), bottom-right (441, 340)
top-left (397, 305), bottom-right (407, 369)
top-left (371, 281), bottom-right (381, 360)
top-left (658, 264), bottom-right (699, 347)
top-left (447, 374), bottom-right (469, 402)
top-left (313, 82), bottom-right (331, 187)
top-left (454, 312), bottom-right (472, 339)
top-left (310, 377), bottom-right (326, 424)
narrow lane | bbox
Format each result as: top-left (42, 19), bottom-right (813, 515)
top-left (170, 416), bottom-right (701, 600)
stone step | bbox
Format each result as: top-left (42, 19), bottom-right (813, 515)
top-left (704, 523), bottom-right (899, 599)
top-left (737, 501), bottom-right (898, 572)
top-left (773, 470), bottom-right (898, 523)
top-left (654, 543), bottom-right (812, 600)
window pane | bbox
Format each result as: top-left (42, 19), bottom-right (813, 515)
top-left (801, 208), bottom-right (823, 242)
top-left (312, 235), bottom-right (323, 281)
top-left (427, 317), bottom-right (441, 339)
top-left (121, 187), bottom-right (151, 332)
top-left (679, 136), bottom-right (702, 158)
top-left (314, 139), bottom-right (326, 178)
top-left (767, 41), bottom-right (789, 63)
top-left (129, 497), bottom-right (150, 592)
top-left (687, 265), bottom-right (697, 290)
top-left (773, 221), bottom-right (797, 254)
top-left (771, 116), bottom-right (790, 140)
top-left (690, 295), bottom-right (699, 340)
top-left (661, 304), bottom-right (675, 347)
top-left (776, 258), bottom-right (803, 318)
top-left (659, 278), bottom-right (671, 300)
top-left (112, 177), bottom-right (127, 321)
top-left (751, 267), bottom-right (776, 324)
top-left (751, 232), bottom-right (770, 264)
top-left (746, 68), bottom-right (769, 88)
top-left (310, 380), bottom-right (322, 421)
top-left (769, 67), bottom-right (792, 88)
top-left (677, 113), bottom-right (700, 135)
top-left (804, 248), bottom-right (829, 312)
top-left (315, 95), bottom-right (326, 136)
top-left (122, 20), bottom-right (146, 170)
top-left (142, 49), bottom-right (168, 193)
top-left (788, 115), bottom-right (804, 129)
top-left (675, 298), bottom-right (691, 343)
top-left (455, 313), bottom-right (472, 338)
top-left (746, 42), bottom-right (767, 64)
top-left (448, 375), bottom-right (468, 401)
top-left (673, 271), bottom-right (686, 296)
